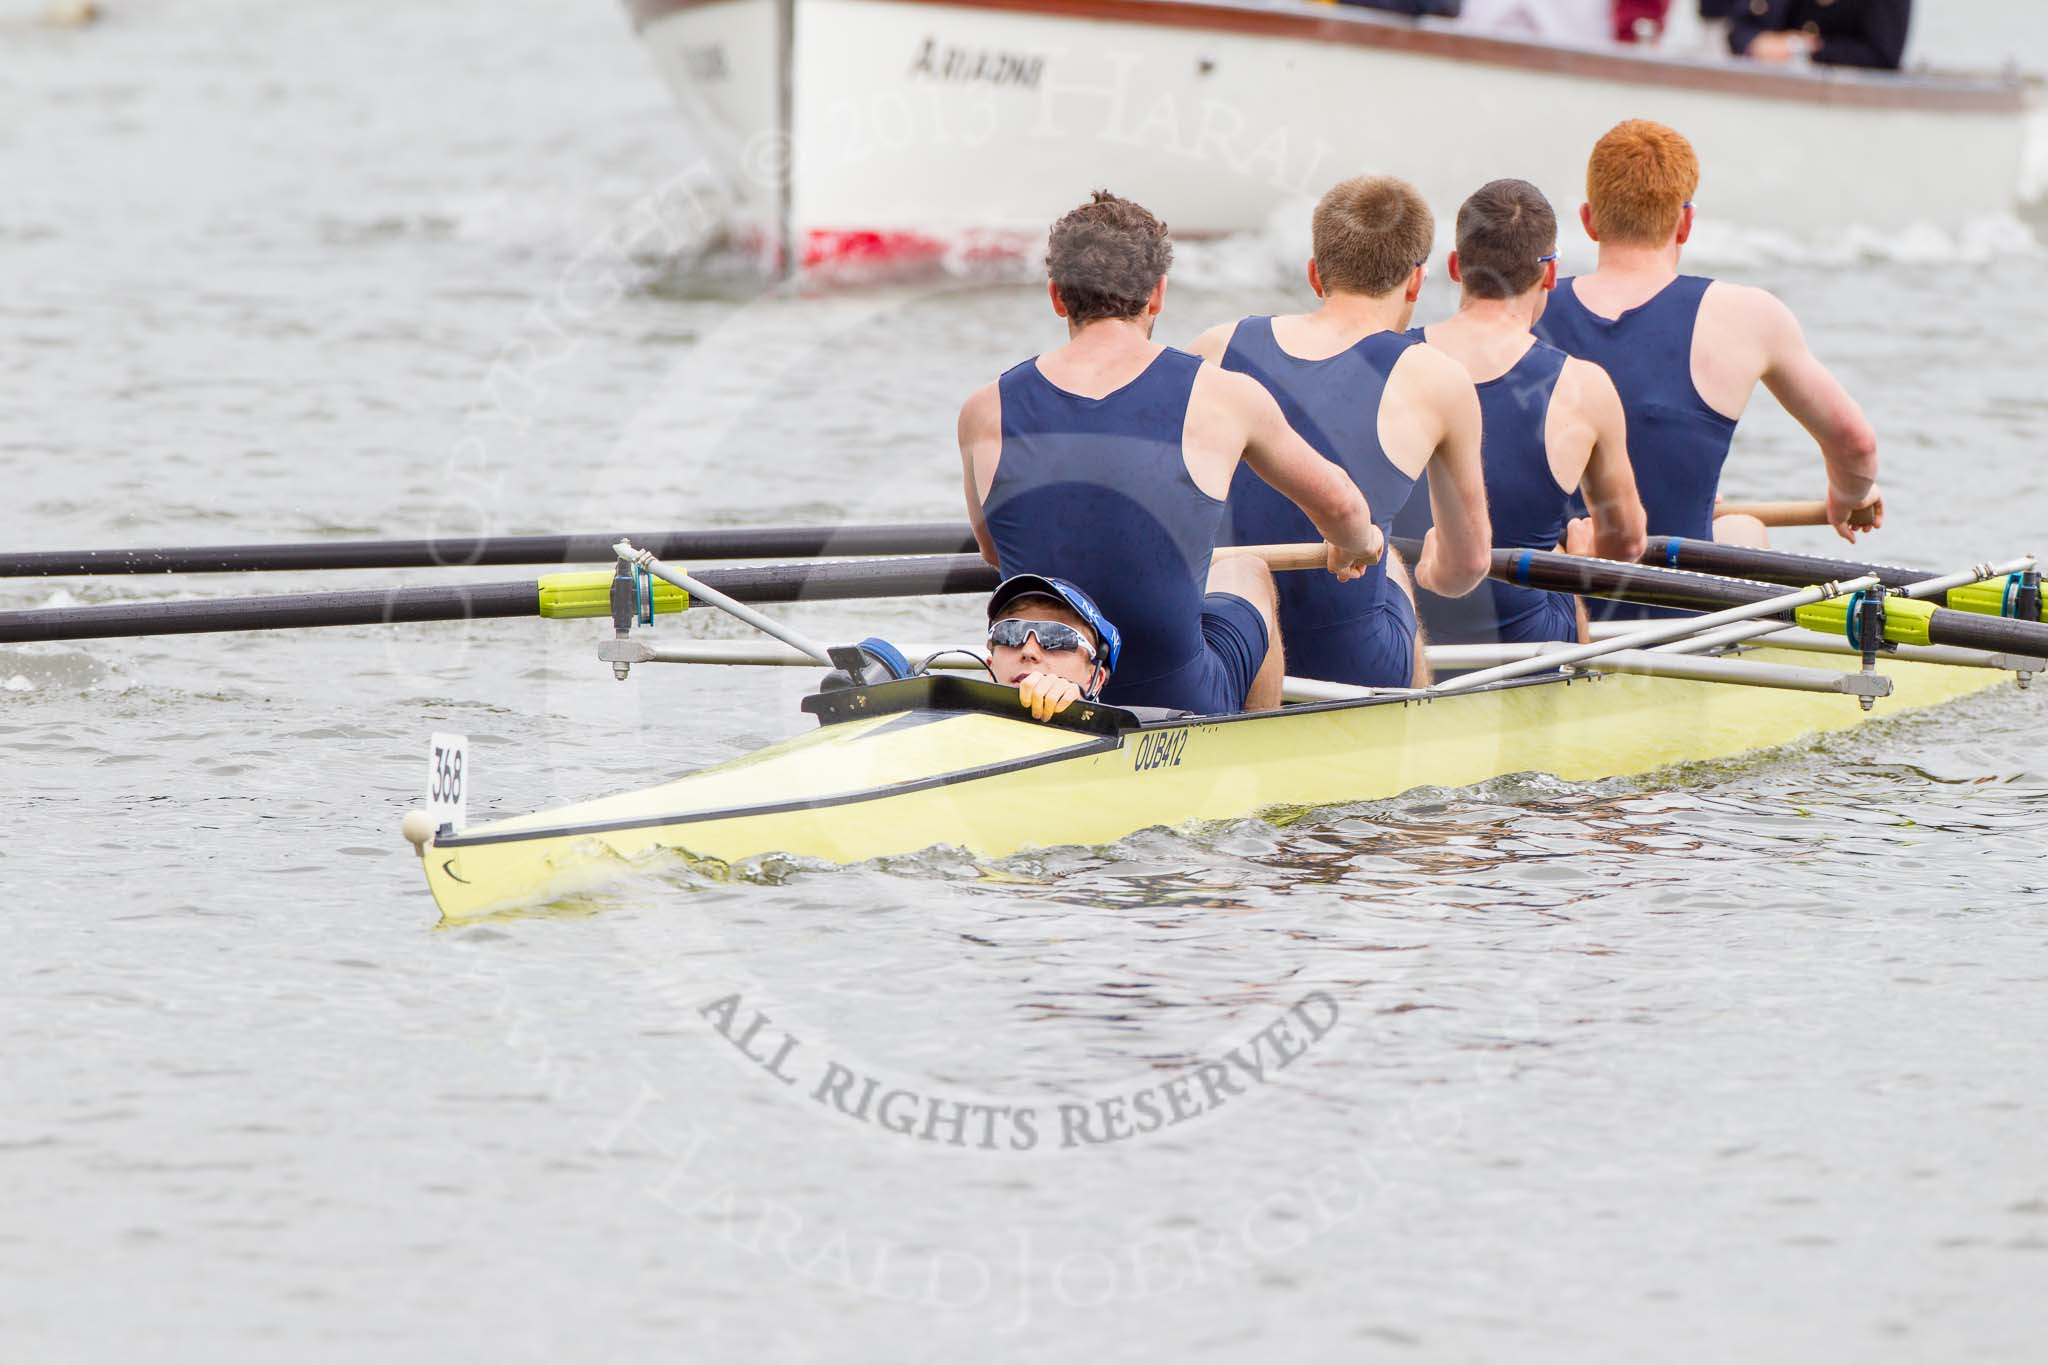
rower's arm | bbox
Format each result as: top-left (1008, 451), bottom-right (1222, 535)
top-left (1569, 359), bottom-right (1648, 563)
top-left (1410, 349), bottom-right (1491, 599)
top-left (1748, 287), bottom-right (1883, 541)
top-left (1230, 372), bottom-right (1381, 571)
top-left (956, 383), bottom-right (1002, 567)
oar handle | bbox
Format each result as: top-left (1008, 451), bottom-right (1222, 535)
top-left (1219, 542), bottom-right (1377, 572)
top-left (1716, 500), bottom-right (1880, 529)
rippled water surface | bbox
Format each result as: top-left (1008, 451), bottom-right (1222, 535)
top-left (5, 2), bottom-right (2047, 1361)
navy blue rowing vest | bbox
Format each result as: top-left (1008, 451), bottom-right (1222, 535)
top-left (1217, 319), bottom-right (1419, 677)
top-left (984, 348), bottom-right (1222, 706)
top-left (1536, 274), bottom-right (1737, 620)
top-left (1394, 331), bottom-right (1578, 645)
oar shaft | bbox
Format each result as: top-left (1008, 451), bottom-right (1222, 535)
top-left (0, 524), bottom-right (980, 578)
top-left (0, 582), bottom-right (546, 643)
top-left (1646, 557), bottom-right (2035, 657)
top-left (1394, 537), bottom-right (2048, 660)
top-left (705, 555), bottom-right (998, 603)
top-left (1390, 536), bottom-right (1777, 614)
top-left (1648, 537), bottom-right (1943, 591)
top-left (0, 555), bottom-right (1001, 644)
top-left (1924, 605), bottom-right (2048, 655)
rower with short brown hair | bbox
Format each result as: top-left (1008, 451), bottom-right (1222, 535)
top-left (1189, 174), bottom-right (1492, 688)
top-left (1309, 174), bottom-right (1439, 297)
top-left (1536, 120), bottom-right (1882, 621)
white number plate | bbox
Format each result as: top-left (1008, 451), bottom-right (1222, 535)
top-left (428, 732), bottom-right (469, 832)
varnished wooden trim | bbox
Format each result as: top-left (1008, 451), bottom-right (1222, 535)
top-left (627, 0), bottom-right (2031, 115)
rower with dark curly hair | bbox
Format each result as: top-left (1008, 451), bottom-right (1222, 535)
top-left (957, 191), bottom-right (1385, 715)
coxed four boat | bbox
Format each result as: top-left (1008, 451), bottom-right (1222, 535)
top-left (403, 538), bottom-right (2043, 921)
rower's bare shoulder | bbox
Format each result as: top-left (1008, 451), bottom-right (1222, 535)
top-left (1390, 338), bottom-right (1479, 412)
top-left (1558, 354), bottom-right (1622, 414)
top-left (1190, 357), bottom-right (1273, 418)
top-left (957, 380), bottom-right (1002, 440)
top-left (1392, 337), bottom-right (1467, 386)
top-left (958, 381), bottom-right (1004, 487)
top-left (1185, 321), bottom-right (1238, 364)
top-left (1700, 278), bottom-right (1802, 343)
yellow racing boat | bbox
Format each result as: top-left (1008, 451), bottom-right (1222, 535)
top-left (2, 516), bottom-right (2031, 925)
top-left (392, 535), bottom-right (2045, 921)
top-left (402, 644), bottom-right (2021, 922)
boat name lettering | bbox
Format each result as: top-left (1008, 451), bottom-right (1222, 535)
top-left (909, 37), bottom-right (1044, 90)
top-left (682, 44), bottom-right (728, 81)
top-left (1131, 729), bottom-right (1189, 772)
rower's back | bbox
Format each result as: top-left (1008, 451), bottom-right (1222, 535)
top-left (1534, 123), bottom-right (1733, 581)
top-left (1537, 120), bottom-right (1881, 619)
top-left (984, 344), bottom-right (1225, 709)
top-left (1537, 273), bottom-right (1734, 548)
top-left (1216, 319), bottom-right (1421, 677)
top-left (1397, 177), bottom-right (1644, 644)
top-left (1189, 175), bottom-right (1491, 688)
top-left (1396, 334), bottom-right (1579, 643)
top-left (962, 191), bottom-right (1388, 713)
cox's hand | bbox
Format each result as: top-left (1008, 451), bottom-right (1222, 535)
top-left (1016, 671), bottom-right (1083, 722)
top-left (1826, 484), bottom-right (1883, 543)
top-left (1324, 524), bottom-right (1384, 583)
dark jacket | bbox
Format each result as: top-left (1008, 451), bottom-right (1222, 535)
top-left (1335, 0), bottom-right (1463, 15)
top-left (1727, 0), bottom-right (1911, 71)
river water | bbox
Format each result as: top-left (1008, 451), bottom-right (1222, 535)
top-left (4, 2), bottom-right (2046, 1361)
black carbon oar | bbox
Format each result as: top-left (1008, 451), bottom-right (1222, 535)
top-left (1390, 536), bottom-right (2048, 659)
top-left (10, 531), bottom-right (2044, 658)
top-left (0, 523), bottom-right (980, 578)
top-left (1647, 537), bottom-right (1947, 591)
top-left (0, 555), bottom-right (1000, 644)
top-left (1391, 535), bottom-right (1780, 614)
top-left (1645, 537), bottom-right (2044, 622)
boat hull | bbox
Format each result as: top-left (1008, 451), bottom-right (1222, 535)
top-left (631, 0), bottom-right (2036, 272)
top-left (415, 650), bottom-right (2010, 920)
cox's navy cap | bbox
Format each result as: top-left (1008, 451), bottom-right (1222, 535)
top-left (986, 574), bottom-right (1122, 673)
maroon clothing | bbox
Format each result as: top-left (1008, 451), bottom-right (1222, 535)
top-left (1614, 0), bottom-right (1670, 41)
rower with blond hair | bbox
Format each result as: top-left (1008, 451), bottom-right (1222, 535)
top-left (1189, 175), bottom-right (1492, 687)
top-left (1536, 119), bottom-right (1882, 617)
